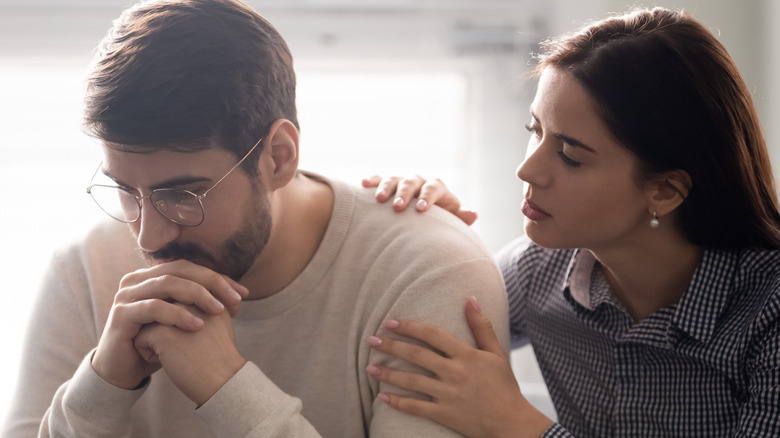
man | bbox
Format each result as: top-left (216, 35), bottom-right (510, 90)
top-left (2, 0), bottom-right (508, 436)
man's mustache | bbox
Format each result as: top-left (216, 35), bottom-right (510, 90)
top-left (144, 242), bottom-right (217, 265)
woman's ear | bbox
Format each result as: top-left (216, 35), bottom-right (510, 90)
top-left (646, 169), bottom-right (692, 217)
top-left (259, 119), bottom-right (299, 189)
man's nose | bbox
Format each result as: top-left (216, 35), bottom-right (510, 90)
top-left (134, 198), bottom-right (182, 253)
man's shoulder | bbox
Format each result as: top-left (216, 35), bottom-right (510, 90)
top-left (52, 219), bottom-right (142, 271)
top-left (344, 182), bottom-right (493, 257)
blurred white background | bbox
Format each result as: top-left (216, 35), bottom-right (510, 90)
top-left (1, 0), bottom-right (778, 425)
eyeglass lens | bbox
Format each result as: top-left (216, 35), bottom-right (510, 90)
top-left (88, 185), bottom-right (204, 226)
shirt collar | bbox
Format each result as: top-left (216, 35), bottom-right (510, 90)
top-left (671, 248), bottom-right (737, 343)
top-left (564, 247), bottom-right (738, 344)
top-left (565, 249), bottom-right (618, 310)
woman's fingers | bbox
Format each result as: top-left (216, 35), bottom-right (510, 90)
top-left (379, 318), bottom-right (470, 359)
top-left (366, 362), bottom-right (444, 397)
top-left (413, 178), bottom-right (448, 212)
top-left (362, 176), bottom-right (402, 202)
top-left (375, 392), bottom-right (442, 421)
top-left (455, 209), bottom-right (479, 226)
top-left (362, 174), bottom-right (478, 225)
top-left (391, 175), bottom-right (427, 211)
top-left (366, 333), bottom-right (448, 373)
top-left (361, 175), bottom-right (382, 188)
top-left (465, 297), bottom-right (506, 357)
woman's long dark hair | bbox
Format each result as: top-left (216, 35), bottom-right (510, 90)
top-left (536, 7), bottom-right (780, 250)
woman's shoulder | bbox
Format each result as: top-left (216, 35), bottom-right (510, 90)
top-left (736, 246), bottom-right (780, 276)
top-left (495, 236), bottom-right (575, 280)
top-left (712, 247), bottom-right (780, 334)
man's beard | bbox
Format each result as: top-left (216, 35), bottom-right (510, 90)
top-left (143, 195), bottom-right (272, 281)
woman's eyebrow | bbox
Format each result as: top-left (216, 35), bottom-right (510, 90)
top-left (553, 133), bottom-right (596, 153)
top-left (530, 109), bottom-right (596, 153)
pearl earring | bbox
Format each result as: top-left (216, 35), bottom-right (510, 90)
top-left (650, 211), bottom-right (660, 229)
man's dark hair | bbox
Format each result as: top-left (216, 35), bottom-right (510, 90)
top-left (84, 0), bottom-right (298, 173)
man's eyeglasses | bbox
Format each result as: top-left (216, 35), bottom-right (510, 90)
top-left (86, 137), bottom-right (263, 227)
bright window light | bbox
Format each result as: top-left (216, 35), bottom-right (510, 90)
top-left (297, 69), bottom-right (468, 195)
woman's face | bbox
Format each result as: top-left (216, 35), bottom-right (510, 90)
top-left (517, 67), bottom-right (652, 252)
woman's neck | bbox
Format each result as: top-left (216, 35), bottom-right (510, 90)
top-left (590, 235), bottom-right (703, 323)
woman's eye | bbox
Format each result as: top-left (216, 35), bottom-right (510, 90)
top-left (524, 123), bottom-right (542, 138)
top-left (557, 150), bottom-right (582, 167)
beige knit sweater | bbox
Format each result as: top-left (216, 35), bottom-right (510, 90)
top-left (4, 176), bottom-right (509, 438)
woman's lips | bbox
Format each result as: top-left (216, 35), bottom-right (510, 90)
top-left (522, 199), bottom-right (551, 221)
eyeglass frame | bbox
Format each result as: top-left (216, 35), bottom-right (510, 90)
top-left (86, 137), bottom-right (264, 227)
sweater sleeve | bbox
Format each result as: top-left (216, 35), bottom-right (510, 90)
top-left (194, 256), bottom-right (508, 438)
top-left (366, 256), bottom-right (510, 437)
top-left (196, 362), bottom-right (322, 437)
top-left (38, 352), bottom-right (147, 438)
top-left (3, 222), bottom-right (145, 438)
top-left (2, 251), bottom-right (107, 437)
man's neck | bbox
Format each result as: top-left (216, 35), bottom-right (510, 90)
top-left (240, 173), bottom-right (334, 299)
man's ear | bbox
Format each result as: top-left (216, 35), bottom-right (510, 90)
top-left (646, 169), bottom-right (692, 217)
top-left (258, 119), bottom-right (299, 189)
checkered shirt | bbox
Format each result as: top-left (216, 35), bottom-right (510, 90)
top-left (498, 237), bottom-right (780, 437)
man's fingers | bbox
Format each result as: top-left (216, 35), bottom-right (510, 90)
top-left (116, 276), bottom-right (224, 316)
top-left (119, 260), bottom-right (244, 315)
top-left (112, 299), bottom-right (205, 332)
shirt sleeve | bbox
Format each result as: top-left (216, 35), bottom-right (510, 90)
top-left (735, 303), bottom-right (780, 436)
top-left (495, 236), bottom-right (535, 348)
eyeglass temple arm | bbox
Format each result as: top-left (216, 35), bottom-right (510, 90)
top-left (200, 136), bottom-right (264, 198)
top-left (85, 136), bottom-right (264, 197)
top-left (86, 161), bottom-right (104, 193)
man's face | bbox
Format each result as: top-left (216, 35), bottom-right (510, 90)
top-left (100, 146), bottom-right (271, 281)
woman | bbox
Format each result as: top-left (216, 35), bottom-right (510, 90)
top-left (362, 7), bottom-right (780, 438)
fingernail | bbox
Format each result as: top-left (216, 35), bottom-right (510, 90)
top-left (377, 189), bottom-right (388, 198)
top-left (393, 197), bottom-right (405, 207)
top-left (383, 319), bottom-right (400, 329)
top-left (416, 199), bottom-right (428, 211)
top-left (377, 393), bottom-right (391, 403)
top-left (469, 296), bottom-right (482, 313)
top-left (366, 364), bottom-right (381, 376)
top-left (191, 317), bottom-right (205, 329)
top-left (367, 336), bottom-right (383, 347)
top-left (230, 288), bottom-right (243, 301)
top-left (212, 298), bottom-right (225, 311)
